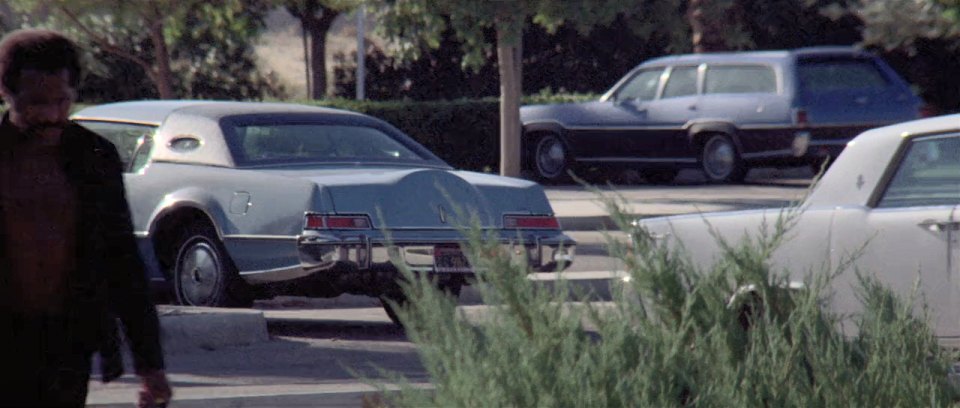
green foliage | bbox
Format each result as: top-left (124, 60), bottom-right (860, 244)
top-left (12, 0), bottom-right (283, 100)
top-left (374, 196), bottom-right (958, 406)
top-left (371, 0), bottom-right (622, 71)
top-left (171, 0), bottom-right (285, 99)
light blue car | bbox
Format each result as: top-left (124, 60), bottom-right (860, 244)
top-left (72, 101), bottom-right (575, 321)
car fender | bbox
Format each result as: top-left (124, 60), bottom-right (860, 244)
top-left (146, 187), bottom-right (230, 240)
top-left (522, 120), bottom-right (567, 139)
top-left (684, 120), bottom-right (744, 154)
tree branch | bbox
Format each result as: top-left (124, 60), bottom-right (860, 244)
top-left (56, 5), bottom-right (157, 80)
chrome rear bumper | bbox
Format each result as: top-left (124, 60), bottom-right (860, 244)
top-left (297, 231), bottom-right (576, 276)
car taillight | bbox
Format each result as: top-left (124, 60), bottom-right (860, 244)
top-left (503, 215), bottom-right (560, 229)
top-left (304, 214), bottom-right (372, 230)
top-left (793, 108), bottom-right (808, 127)
top-left (919, 104), bottom-right (937, 118)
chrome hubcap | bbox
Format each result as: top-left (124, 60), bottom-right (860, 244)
top-left (703, 137), bottom-right (735, 179)
top-left (178, 240), bottom-right (220, 305)
top-left (536, 137), bottom-right (566, 178)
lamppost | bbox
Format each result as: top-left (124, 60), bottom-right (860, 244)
top-left (355, 6), bottom-right (365, 100)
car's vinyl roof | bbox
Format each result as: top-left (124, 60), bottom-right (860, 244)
top-left (71, 100), bottom-right (358, 126)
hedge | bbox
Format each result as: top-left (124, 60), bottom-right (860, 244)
top-left (296, 93), bottom-right (597, 172)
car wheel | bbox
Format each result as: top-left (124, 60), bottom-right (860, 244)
top-left (644, 169), bottom-right (679, 184)
top-left (173, 224), bottom-right (252, 307)
top-left (380, 281), bottom-right (462, 326)
top-left (532, 134), bottom-right (570, 183)
top-left (700, 134), bottom-right (746, 183)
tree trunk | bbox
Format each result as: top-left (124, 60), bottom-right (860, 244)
top-left (496, 26), bottom-right (522, 178)
top-left (298, 8), bottom-right (340, 100)
top-left (149, 18), bottom-right (175, 98)
top-left (687, 0), bottom-right (728, 53)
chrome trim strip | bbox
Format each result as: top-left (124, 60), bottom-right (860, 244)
top-left (222, 234), bottom-right (299, 241)
top-left (576, 157), bottom-right (698, 164)
top-left (134, 231), bottom-right (149, 238)
top-left (564, 125), bottom-right (681, 131)
top-left (72, 117), bottom-right (162, 127)
top-left (239, 264), bottom-right (314, 285)
top-left (529, 121), bottom-right (885, 133)
top-left (742, 149), bottom-right (794, 159)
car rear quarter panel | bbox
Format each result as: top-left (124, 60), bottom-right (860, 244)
top-left (639, 206), bottom-right (834, 281)
top-left (127, 162), bottom-right (325, 272)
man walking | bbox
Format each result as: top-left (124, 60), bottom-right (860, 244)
top-left (0, 29), bottom-right (171, 407)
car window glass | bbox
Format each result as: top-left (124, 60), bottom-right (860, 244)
top-left (877, 135), bottom-right (960, 208)
top-left (662, 66), bottom-right (699, 98)
top-left (798, 59), bottom-right (890, 92)
top-left (78, 121), bottom-right (157, 171)
top-left (129, 135), bottom-right (153, 173)
top-left (231, 124), bottom-right (425, 166)
top-left (613, 69), bottom-right (664, 102)
top-left (705, 65), bottom-right (777, 94)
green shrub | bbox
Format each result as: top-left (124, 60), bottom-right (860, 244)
top-left (374, 196), bottom-right (957, 407)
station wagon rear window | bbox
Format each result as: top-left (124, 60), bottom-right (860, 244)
top-left (798, 59), bottom-right (889, 92)
top-left (705, 65), bottom-right (777, 94)
top-left (229, 124), bottom-right (427, 166)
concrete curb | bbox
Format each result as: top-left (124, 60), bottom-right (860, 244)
top-left (157, 306), bottom-right (269, 353)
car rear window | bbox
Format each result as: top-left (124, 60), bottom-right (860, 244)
top-left (877, 134), bottom-right (960, 208)
top-left (229, 124), bottom-right (427, 166)
top-left (705, 65), bottom-right (777, 94)
top-left (798, 58), bottom-right (890, 92)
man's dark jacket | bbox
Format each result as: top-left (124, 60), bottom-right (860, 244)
top-left (0, 117), bottom-right (165, 378)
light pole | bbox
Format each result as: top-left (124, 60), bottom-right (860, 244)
top-left (355, 6), bottom-right (365, 100)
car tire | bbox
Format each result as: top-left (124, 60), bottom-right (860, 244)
top-left (700, 134), bottom-right (746, 183)
top-left (380, 281), bottom-right (462, 326)
top-left (173, 224), bottom-right (252, 307)
top-left (643, 169), bottom-right (679, 184)
top-left (530, 133), bottom-right (571, 184)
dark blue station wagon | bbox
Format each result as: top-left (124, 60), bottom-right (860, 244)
top-left (520, 47), bottom-right (925, 183)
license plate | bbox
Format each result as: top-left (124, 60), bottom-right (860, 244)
top-left (433, 245), bottom-right (471, 273)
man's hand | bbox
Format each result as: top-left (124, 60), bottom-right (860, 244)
top-left (137, 369), bottom-right (172, 408)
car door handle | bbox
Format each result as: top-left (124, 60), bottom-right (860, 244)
top-left (855, 96), bottom-right (869, 105)
top-left (918, 219), bottom-right (960, 232)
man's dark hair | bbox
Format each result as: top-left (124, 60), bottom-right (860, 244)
top-left (0, 29), bottom-right (81, 95)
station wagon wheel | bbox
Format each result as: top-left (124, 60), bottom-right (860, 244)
top-left (173, 224), bottom-right (252, 307)
top-left (532, 134), bottom-right (570, 183)
top-left (700, 134), bottom-right (746, 183)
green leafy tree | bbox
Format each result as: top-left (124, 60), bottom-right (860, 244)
top-left (832, 0), bottom-right (959, 51)
top-left (172, 1), bottom-right (283, 100)
top-left (12, 0), bottom-right (277, 99)
top-left (373, 0), bottom-right (622, 177)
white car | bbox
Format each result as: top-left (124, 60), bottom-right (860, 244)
top-left (636, 114), bottom-right (959, 337)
